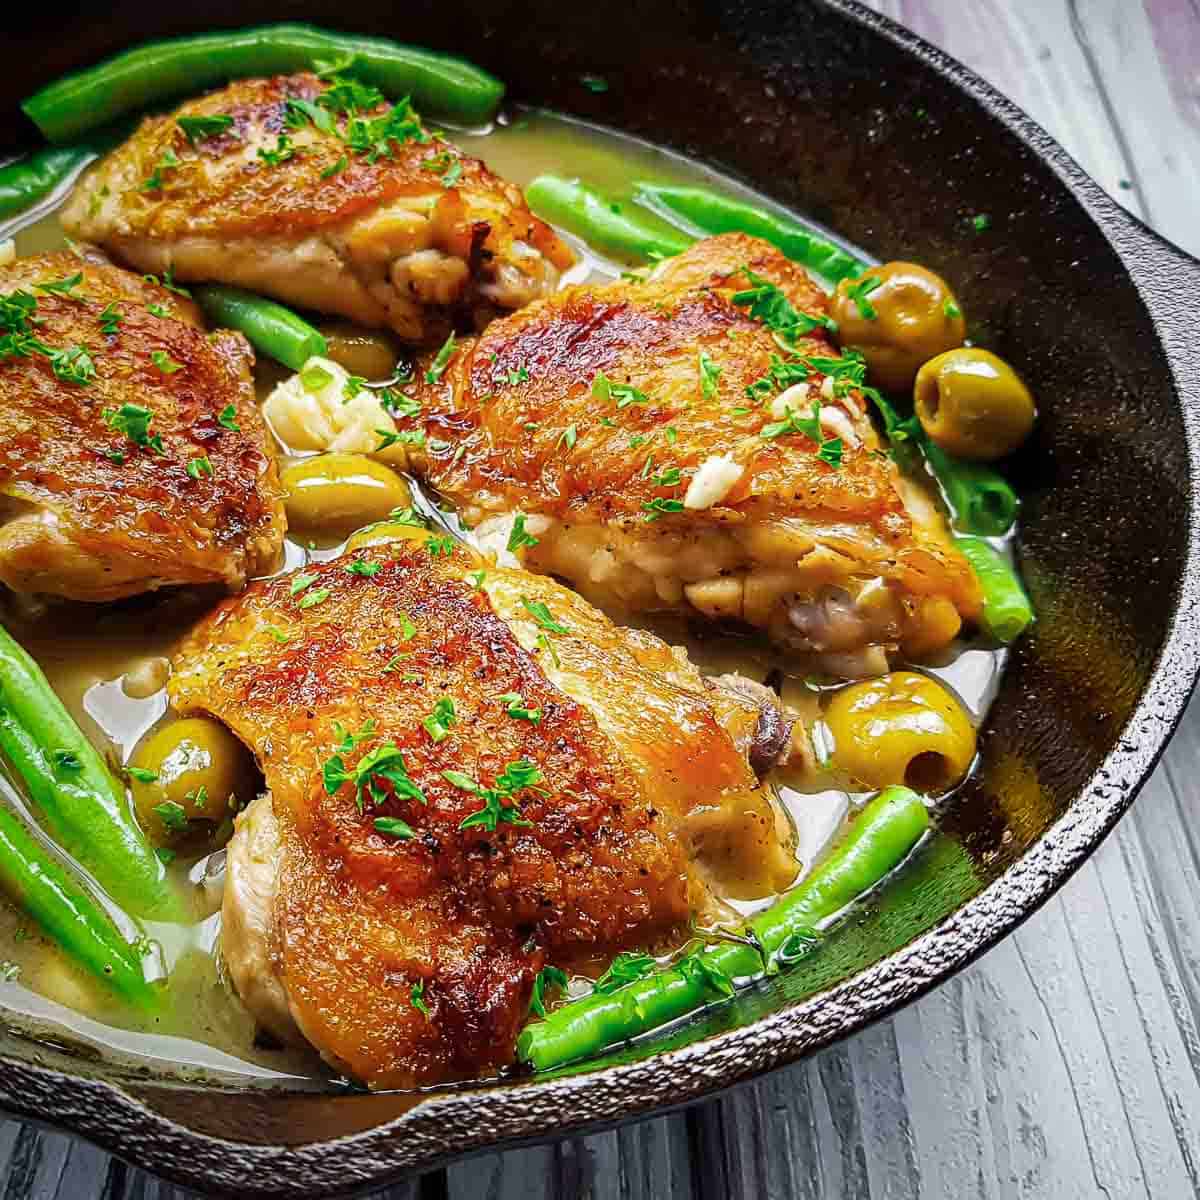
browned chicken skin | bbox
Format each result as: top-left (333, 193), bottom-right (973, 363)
top-left (61, 74), bottom-right (575, 343)
top-left (390, 234), bottom-right (981, 671)
top-left (0, 250), bottom-right (284, 600)
top-left (169, 536), bottom-right (794, 1087)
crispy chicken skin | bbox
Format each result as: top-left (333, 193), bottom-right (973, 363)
top-left (0, 250), bottom-right (284, 601)
top-left (169, 537), bottom-right (793, 1086)
top-left (61, 74), bottom-right (575, 343)
top-left (393, 234), bottom-right (981, 671)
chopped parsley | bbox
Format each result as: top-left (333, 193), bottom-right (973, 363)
top-left (343, 374), bottom-right (367, 400)
top-left (98, 302), bottom-right (122, 335)
top-left (505, 364), bottom-right (530, 387)
top-left (529, 965), bottom-right (569, 1017)
top-left (426, 534), bottom-right (455, 558)
top-left (35, 273), bottom-right (83, 297)
top-left (289, 570), bottom-right (318, 596)
top-left (446, 758), bottom-right (543, 832)
top-left (153, 801), bottom-right (188, 832)
top-left (322, 723), bottom-right (426, 812)
top-left (381, 654), bottom-right (407, 673)
top-left (556, 423), bottom-right (578, 451)
top-left (146, 303), bottom-right (171, 318)
top-left (140, 149), bottom-right (180, 192)
top-left (177, 114), bottom-right (235, 144)
top-left (594, 951), bottom-right (657, 994)
top-left (468, 569), bottom-right (488, 591)
top-left (264, 624), bottom-right (290, 643)
top-left (50, 345), bottom-right (95, 386)
top-left (128, 765), bottom-right (160, 783)
top-left (818, 437), bottom-right (844, 468)
top-left (425, 332), bottom-right (457, 383)
top-left (257, 135), bottom-right (297, 166)
top-left (731, 267), bottom-right (835, 341)
top-left (971, 213), bottom-right (991, 232)
top-left (155, 847), bottom-right (176, 864)
top-left (345, 558), bottom-right (382, 577)
top-left (187, 785), bottom-right (209, 811)
top-left (320, 155), bottom-right (349, 179)
top-left (284, 97), bottom-right (337, 136)
top-left (677, 950), bottom-right (736, 999)
top-left (651, 466), bottom-right (681, 488)
top-left (343, 96), bottom-right (429, 162)
top-left (297, 587), bottom-right (331, 610)
top-left (943, 297), bottom-right (962, 320)
top-left (423, 697), bottom-right (457, 742)
top-left (186, 455), bottom-right (214, 479)
top-left (698, 350), bottom-right (722, 400)
top-left (421, 149), bottom-right (463, 188)
top-left (389, 506), bottom-right (429, 528)
top-left (507, 514), bottom-right (539, 554)
top-left (642, 497), bottom-right (684, 521)
top-left (398, 611), bottom-right (418, 640)
top-left (410, 978), bottom-right (431, 1018)
top-left (150, 350), bottom-right (182, 374)
top-left (496, 691), bottom-right (542, 724)
top-left (843, 273), bottom-right (882, 320)
top-left (665, 426), bottom-right (678, 445)
top-left (520, 596), bottom-right (568, 634)
top-left (374, 816), bottom-right (416, 840)
top-left (580, 73), bottom-right (610, 94)
top-left (104, 403), bottom-right (162, 453)
top-left (218, 403), bottom-right (241, 431)
top-left (592, 370), bottom-right (648, 409)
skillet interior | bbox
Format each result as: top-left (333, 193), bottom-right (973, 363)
top-left (2, 0), bottom-right (1200, 1193)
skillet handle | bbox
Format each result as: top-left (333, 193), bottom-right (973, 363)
top-left (1110, 215), bottom-right (1200, 394)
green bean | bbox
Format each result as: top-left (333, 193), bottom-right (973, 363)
top-left (517, 786), bottom-right (928, 1071)
top-left (0, 623), bottom-right (177, 921)
top-left (22, 23), bottom-right (505, 144)
top-left (525, 176), bottom-right (692, 264)
top-left (0, 148), bottom-right (94, 222)
top-left (922, 438), bottom-right (1019, 537)
top-left (953, 536), bottom-right (1034, 643)
top-left (0, 806), bottom-right (156, 1006)
top-left (635, 183), bottom-right (865, 281)
top-left (195, 286), bottom-right (327, 371)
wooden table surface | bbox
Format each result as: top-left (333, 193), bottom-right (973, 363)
top-left (4, 1), bottom-right (1200, 1196)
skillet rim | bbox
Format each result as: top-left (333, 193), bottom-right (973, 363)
top-left (1, 0), bottom-right (1199, 1192)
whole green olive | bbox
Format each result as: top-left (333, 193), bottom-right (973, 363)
top-left (914, 347), bottom-right (1036, 460)
top-left (830, 261), bottom-right (966, 393)
top-left (281, 453), bottom-right (412, 536)
top-left (129, 716), bottom-right (258, 847)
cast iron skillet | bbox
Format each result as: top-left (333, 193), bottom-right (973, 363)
top-left (2, 0), bottom-right (1199, 1194)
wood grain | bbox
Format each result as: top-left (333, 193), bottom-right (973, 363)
top-left (4, 1), bottom-right (1200, 1197)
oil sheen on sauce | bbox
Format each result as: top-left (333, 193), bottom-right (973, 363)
top-left (0, 108), bottom-right (1005, 1085)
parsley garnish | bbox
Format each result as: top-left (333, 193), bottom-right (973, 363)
top-left (257, 135), bottom-right (297, 166)
top-left (505, 364), bottom-right (530, 387)
top-left (556, 423), bottom-right (578, 451)
top-left (146, 303), bottom-right (170, 318)
top-left (594, 951), bottom-right (657, 994)
top-left (421, 149), bottom-right (463, 188)
top-left (520, 597), bottom-right (568, 634)
top-left (446, 759), bottom-right (543, 832)
top-left (426, 534), bottom-right (455, 557)
top-left (468, 569), bottom-right (488, 591)
top-left (35, 273), bottom-right (83, 297)
top-left (343, 374), bottom-right (367, 400)
top-left (284, 98), bottom-right (337, 136)
top-left (104, 403), bottom-right (162, 452)
top-left (389, 506), bottom-right (430, 528)
top-left (677, 951), bottom-right (736, 999)
top-left (98, 302), bottom-right (122, 335)
top-left (186, 455), bottom-right (213, 479)
top-left (496, 692), bottom-right (542, 724)
top-left (818, 438), bottom-right (844, 468)
top-left (425, 333), bottom-right (457, 384)
top-left (398, 611), bottom-right (418, 640)
top-left (943, 297), bottom-right (962, 320)
top-left (580, 73), bottom-right (609, 93)
top-left (731, 267), bottom-right (835, 340)
top-left (264, 624), bottom-right (290, 643)
top-left (298, 587), bottom-right (331, 610)
top-left (651, 466), bottom-right (682, 488)
top-left (971, 213), bottom-right (991, 232)
top-left (698, 350), bottom-right (722, 400)
top-left (410, 978), bottom-right (431, 1018)
top-left (507, 514), bottom-right (539, 554)
top-left (177, 114), bottom-right (235, 144)
top-left (346, 558), bottom-right (381, 577)
top-left (320, 155), bottom-right (349, 178)
top-left (150, 350), bottom-right (182, 374)
top-left (642, 497), bottom-right (684, 521)
top-left (128, 765), bottom-right (159, 783)
top-left (322, 722), bottom-right (426, 812)
top-left (218, 403), bottom-right (240, 431)
top-left (529, 965), bottom-right (569, 1017)
top-left (50, 346), bottom-right (95, 386)
top-left (289, 571), bottom-right (318, 596)
top-left (592, 370), bottom-right (648, 409)
top-left (141, 149), bottom-right (180, 192)
top-left (844, 274), bottom-right (882, 320)
top-left (374, 816), bottom-right (416, 840)
top-left (423, 697), bottom-right (456, 742)
top-left (153, 801), bottom-right (188, 832)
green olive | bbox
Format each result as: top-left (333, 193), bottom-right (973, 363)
top-left (319, 322), bottom-right (402, 380)
top-left (823, 670), bottom-right (976, 794)
top-left (914, 348), bottom-right (1036, 460)
top-left (130, 716), bottom-right (258, 846)
top-left (281, 453), bottom-right (412, 536)
top-left (830, 261), bottom-right (966, 393)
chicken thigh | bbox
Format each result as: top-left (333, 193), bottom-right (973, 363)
top-left (61, 74), bottom-right (575, 344)
top-left (0, 249), bottom-right (284, 601)
top-left (169, 533), bottom-right (795, 1086)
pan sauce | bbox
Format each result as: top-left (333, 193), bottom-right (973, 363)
top-left (0, 108), bottom-right (1005, 1084)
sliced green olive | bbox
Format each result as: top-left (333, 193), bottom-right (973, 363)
top-left (830, 261), bottom-right (966, 393)
top-left (914, 348), bottom-right (1036, 461)
top-left (823, 670), bottom-right (976, 794)
top-left (129, 716), bottom-right (258, 846)
top-left (281, 453), bottom-right (412, 535)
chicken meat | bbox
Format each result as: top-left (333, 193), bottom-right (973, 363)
top-left (61, 74), bottom-right (575, 344)
top-left (169, 532), bottom-right (796, 1086)
top-left (0, 249), bottom-right (284, 601)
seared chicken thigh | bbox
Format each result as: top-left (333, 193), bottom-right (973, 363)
top-left (169, 535), bottom-right (795, 1086)
top-left (0, 250), bottom-right (284, 600)
top-left (316, 234), bottom-right (981, 671)
top-left (61, 74), bottom-right (575, 343)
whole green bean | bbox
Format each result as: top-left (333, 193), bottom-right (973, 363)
top-left (635, 183), bottom-right (866, 282)
top-left (22, 24), bottom-right (505, 144)
top-left (0, 147), bottom-right (95, 222)
top-left (195, 285), bottom-right (327, 371)
top-left (921, 438), bottom-right (1018, 537)
top-left (953, 536), bottom-right (1034, 643)
top-left (0, 806), bottom-right (156, 1006)
top-left (0, 624), bottom-right (177, 921)
top-left (525, 176), bottom-right (692, 264)
top-left (517, 786), bottom-right (929, 1071)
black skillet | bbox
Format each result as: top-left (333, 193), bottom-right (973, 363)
top-left (2, 1), bottom-right (1199, 1194)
